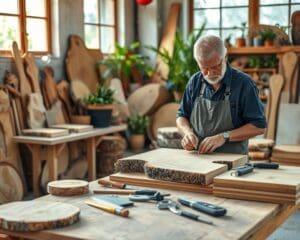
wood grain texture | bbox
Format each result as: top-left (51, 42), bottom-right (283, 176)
top-left (56, 80), bottom-right (73, 120)
top-left (42, 66), bottom-right (59, 108)
top-left (47, 179), bottom-right (89, 196)
top-left (27, 93), bottom-right (46, 129)
top-left (22, 128), bottom-right (69, 138)
top-left (70, 80), bottom-right (91, 101)
top-left (127, 83), bottom-right (172, 116)
top-left (23, 53), bottom-right (40, 93)
top-left (66, 35), bottom-right (99, 92)
top-left (0, 201), bottom-right (80, 232)
top-left (51, 124), bottom-right (93, 133)
top-left (115, 148), bottom-right (247, 185)
top-left (45, 101), bottom-right (66, 126)
top-left (248, 138), bottom-right (274, 149)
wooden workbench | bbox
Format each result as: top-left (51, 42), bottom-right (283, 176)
top-left (0, 180), bottom-right (298, 240)
top-left (13, 124), bottom-right (127, 197)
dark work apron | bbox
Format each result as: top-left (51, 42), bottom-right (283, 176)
top-left (190, 79), bottom-right (248, 154)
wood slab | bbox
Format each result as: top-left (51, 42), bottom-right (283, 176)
top-left (127, 83), bottom-right (172, 116)
top-left (27, 93), bottom-right (46, 129)
top-left (248, 138), bottom-right (274, 150)
top-left (45, 101), bottom-right (66, 126)
top-left (56, 80), bottom-right (73, 121)
top-left (47, 179), bottom-right (89, 196)
top-left (65, 35), bottom-right (99, 92)
top-left (0, 200), bottom-right (80, 231)
top-left (22, 128), bottom-right (69, 138)
top-left (50, 124), bottom-right (93, 133)
top-left (42, 66), bottom-right (59, 108)
top-left (273, 144), bottom-right (300, 153)
top-left (110, 172), bottom-right (213, 194)
top-left (0, 162), bottom-right (24, 204)
top-left (115, 148), bottom-right (247, 185)
top-left (23, 53), bottom-right (40, 93)
top-left (70, 80), bottom-right (91, 102)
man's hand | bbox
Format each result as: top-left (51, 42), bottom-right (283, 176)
top-left (181, 132), bottom-right (198, 151)
top-left (198, 134), bottom-right (225, 154)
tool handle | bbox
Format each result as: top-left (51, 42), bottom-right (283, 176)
top-left (252, 162), bottom-right (279, 169)
top-left (134, 189), bottom-right (158, 195)
top-left (98, 179), bottom-right (126, 189)
top-left (85, 200), bottom-right (129, 217)
top-left (93, 189), bottom-right (134, 195)
top-left (180, 210), bottom-right (199, 221)
top-left (235, 165), bottom-right (254, 176)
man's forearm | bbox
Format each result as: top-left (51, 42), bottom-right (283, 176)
top-left (176, 117), bottom-right (194, 135)
top-left (227, 123), bottom-right (265, 142)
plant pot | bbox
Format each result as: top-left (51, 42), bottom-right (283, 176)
top-left (264, 40), bottom-right (274, 47)
top-left (86, 104), bottom-right (113, 128)
top-left (173, 91), bottom-right (183, 102)
top-left (235, 38), bottom-right (246, 47)
top-left (129, 134), bottom-right (145, 152)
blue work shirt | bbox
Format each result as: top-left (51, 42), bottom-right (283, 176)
top-left (177, 64), bottom-right (267, 129)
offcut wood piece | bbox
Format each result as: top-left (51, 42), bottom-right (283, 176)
top-left (51, 124), bottom-right (93, 133)
top-left (248, 151), bottom-right (270, 160)
top-left (152, 3), bottom-right (181, 82)
top-left (22, 128), bottom-right (69, 138)
top-left (213, 165), bottom-right (300, 204)
top-left (0, 201), bottom-right (80, 232)
top-left (27, 93), bottom-right (46, 129)
top-left (42, 66), bottom-right (59, 109)
top-left (148, 103), bottom-right (179, 141)
top-left (281, 51), bottom-right (298, 103)
top-left (56, 80), bottom-right (73, 121)
top-left (23, 53), bottom-right (41, 93)
top-left (271, 145), bottom-right (300, 166)
top-left (115, 148), bottom-right (247, 185)
top-left (45, 101), bottom-right (66, 126)
top-left (0, 162), bottom-right (24, 204)
top-left (127, 83), bottom-right (172, 116)
top-left (0, 89), bottom-right (10, 112)
top-left (248, 138), bottom-right (274, 150)
top-left (47, 179), bottom-right (89, 196)
top-left (70, 80), bottom-right (91, 102)
top-left (65, 35), bottom-right (100, 92)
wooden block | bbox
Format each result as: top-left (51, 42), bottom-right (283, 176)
top-left (248, 138), bottom-right (274, 149)
top-left (47, 179), bottom-right (89, 196)
top-left (51, 124), bottom-right (93, 133)
top-left (22, 128), bottom-right (69, 138)
top-left (0, 200), bottom-right (80, 231)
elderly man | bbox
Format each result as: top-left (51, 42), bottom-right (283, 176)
top-left (176, 35), bottom-right (266, 154)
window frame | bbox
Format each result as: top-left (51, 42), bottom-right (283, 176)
top-left (0, 0), bottom-right (52, 56)
top-left (83, 0), bottom-right (118, 54)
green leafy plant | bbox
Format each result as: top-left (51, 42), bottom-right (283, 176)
top-left (147, 23), bottom-right (206, 92)
top-left (83, 84), bottom-right (115, 105)
top-left (127, 113), bottom-right (149, 134)
top-left (258, 29), bottom-right (276, 41)
top-left (234, 22), bottom-right (247, 38)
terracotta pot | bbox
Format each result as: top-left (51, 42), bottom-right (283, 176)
top-left (264, 40), bottom-right (274, 47)
top-left (173, 91), bottom-right (183, 102)
top-left (129, 134), bottom-right (145, 152)
top-left (235, 38), bottom-right (246, 47)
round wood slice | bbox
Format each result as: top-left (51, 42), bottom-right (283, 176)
top-left (0, 162), bottom-right (24, 204)
top-left (47, 179), bottom-right (89, 196)
top-left (150, 103), bottom-right (179, 140)
top-left (127, 83), bottom-right (172, 116)
top-left (0, 200), bottom-right (80, 232)
top-left (273, 144), bottom-right (300, 153)
top-left (248, 138), bottom-right (275, 149)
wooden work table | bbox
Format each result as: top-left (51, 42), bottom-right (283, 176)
top-left (0, 180), bottom-right (298, 240)
top-left (13, 124), bottom-right (127, 197)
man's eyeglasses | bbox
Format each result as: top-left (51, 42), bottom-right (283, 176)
top-left (200, 58), bottom-right (223, 73)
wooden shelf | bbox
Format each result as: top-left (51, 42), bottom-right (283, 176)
top-left (228, 46), bottom-right (300, 55)
top-left (242, 68), bottom-right (277, 73)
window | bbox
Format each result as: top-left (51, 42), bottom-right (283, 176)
top-left (0, 0), bottom-right (51, 55)
top-left (84, 0), bottom-right (117, 54)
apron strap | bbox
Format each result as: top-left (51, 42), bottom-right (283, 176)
top-left (199, 81), bottom-right (206, 97)
top-left (224, 85), bottom-right (231, 100)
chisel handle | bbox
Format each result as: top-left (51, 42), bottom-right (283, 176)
top-left (98, 179), bottom-right (126, 189)
top-left (85, 200), bottom-right (129, 217)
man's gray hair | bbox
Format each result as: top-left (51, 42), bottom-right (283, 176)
top-left (194, 35), bottom-right (227, 62)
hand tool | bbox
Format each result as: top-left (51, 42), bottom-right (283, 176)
top-left (231, 162), bottom-right (279, 176)
top-left (129, 191), bottom-right (170, 202)
top-left (85, 200), bottom-right (129, 217)
top-left (93, 189), bottom-right (159, 195)
top-left (98, 179), bottom-right (128, 189)
top-left (157, 200), bottom-right (213, 225)
top-left (177, 197), bottom-right (226, 217)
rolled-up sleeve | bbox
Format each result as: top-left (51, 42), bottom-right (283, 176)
top-left (240, 80), bottom-right (267, 128)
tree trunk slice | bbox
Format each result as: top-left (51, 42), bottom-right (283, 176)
top-left (0, 162), bottom-right (24, 204)
top-left (127, 83), bottom-right (172, 116)
top-left (0, 200), bottom-right (80, 232)
top-left (115, 148), bottom-right (247, 185)
top-left (47, 179), bottom-right (89, 196)
top-left (65, 35), bottom-right (100, 92)
top-left (23, 53), bottom-right (40, 93)
top-left (42, 66), bottom-right (59, 108)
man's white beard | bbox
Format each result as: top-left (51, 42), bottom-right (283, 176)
top-left (204, 63), bottom-right (227, 85)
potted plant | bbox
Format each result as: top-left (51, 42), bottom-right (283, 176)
top-left (126, 113), bottom-right (149, 151)
top-left (98, 42), bottom-right (153, 96)
top-left (258, 29), bottom-right (276, 47)
top-left (148, 24), bottom-right (205, 102)
top-left (83, 84), bottom-right (115, 128)
top-left (234, 22), bottom-right (247, 47)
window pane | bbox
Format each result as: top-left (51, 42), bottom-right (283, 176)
top-left (101, 26), bottom-right (114, 53)
top-left (260, 0), bottom-right (289, 4)
top-left (26, 0), bottom-right (46, 17)
top-left (222, 29), bottom-right (238, 43)
top-left (260, 6), bottom-right (288, 26)
top-left (85, 25), bottom-right (100, 49)
top-left (0, 0), bottom-right (18, 14)
top-left (100, 0), bottom-right (114, 25)
top-left (194, 0), bottom-right (220, 8)
top-left (222, 0), bottom-right (248, 7)
top-left (0, 16), bottom-right (19, 50)
top-left (222, 7), bottom-right (248, 28)
top-left (292, 0), bottom-right (300, 3)
top-left (194, 9), bottom-right (219, 28)
top-left (202, 29), bottom-right (220, 37)
top-left (292, 5), bottom-right (300, 15)
top-left (26, 18), bottom-right (47, 51)
top-left (84, 0), bottom-right (99, 23)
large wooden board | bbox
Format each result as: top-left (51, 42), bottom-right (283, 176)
top-left (115, 148), bottom-right (247, 185)
top-left (42, 66), bottom-right (59, 109)
top-left (23, 53), bottom-right (40, 93)
top-left (22, 128), bottom-right (69, 138)
top-left (50, 124), bottom-right (93, 133)
top-left (0, 201), bottom-right (80, 232)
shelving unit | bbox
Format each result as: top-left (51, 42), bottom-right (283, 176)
top-left (228, 46), bottom-right (300, 55)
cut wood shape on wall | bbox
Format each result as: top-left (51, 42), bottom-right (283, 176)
top-left (27, 93), bottom-right (46, 129)
top-left (115, 148), bottom-right (247, 185)
top-left (42, 66), bottom-right (59, 109)
top-left (24, 53), bottom-right (41, 93)
top-left (213, 165), bottom-right (300, 204)
top-left (56, 80), bottom-right (73, 121)
top-left (66, 35), bottom-right (100, 93)
top-left (127, 83), bottom-right (172, 116)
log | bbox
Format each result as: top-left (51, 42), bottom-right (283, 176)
top-left (47, 179), bottom-right (89, 196)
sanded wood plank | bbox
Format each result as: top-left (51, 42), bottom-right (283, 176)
top-left (51, 124), bottom-right (93, 133)
top-left (22, 128), bottom-right (69, 138)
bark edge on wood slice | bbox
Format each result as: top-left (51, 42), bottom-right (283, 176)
top-left (0, 200), bottom-right (80, 232)
top-left (47, 179), bottom-right (89, 196)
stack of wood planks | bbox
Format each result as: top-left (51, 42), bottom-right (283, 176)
top-left (213, 165), bottom-right (300, 204)
top-left (271, 145), bottom-right (300, 166)
top-left (248, 138), bottom-right (274, 161)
